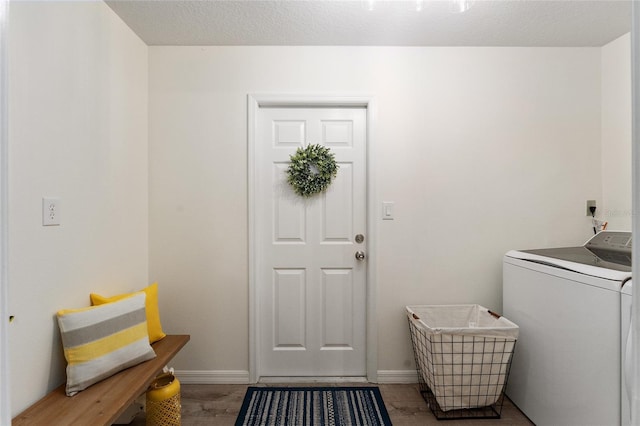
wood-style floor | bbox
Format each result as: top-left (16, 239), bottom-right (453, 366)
top-left (130, 383), bottom-right (534, 425)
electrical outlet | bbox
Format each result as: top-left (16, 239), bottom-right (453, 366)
top-left (43, 197), bottom-right (60, 226)
top-left (586, 200), bottom-right (596, 216)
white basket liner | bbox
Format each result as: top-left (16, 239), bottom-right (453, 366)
top-left (406, 304), bottom-right (519, 412)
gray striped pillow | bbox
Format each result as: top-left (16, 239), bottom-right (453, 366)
top-left (57, 292), bottom-right (156, 396)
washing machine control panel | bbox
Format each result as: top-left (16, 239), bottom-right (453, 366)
top-left (520, 231), bottom-right (632, 271)
top-left (586, 231), bottom-right (632, 252)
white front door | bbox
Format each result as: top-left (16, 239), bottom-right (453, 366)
top-left (255, 106), bottom-right (367, 377)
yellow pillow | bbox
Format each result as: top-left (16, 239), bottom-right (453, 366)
top-left (90, 282), bottom-right (166, 343)
top-left (58, 293), bottom-right (156, 395)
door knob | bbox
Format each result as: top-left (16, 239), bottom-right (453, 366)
top-left (355, 251), bottom-right (366, 261)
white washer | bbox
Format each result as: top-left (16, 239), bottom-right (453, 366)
top-left (503, 231), bottom-right (632, 426)
top-left (621, 280), bottom-right (633, 426)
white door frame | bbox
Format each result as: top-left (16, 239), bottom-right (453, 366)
top-left (630, 1), bottom-right (640, 422)
top-left (0, 0), bottom-right (10, 423)
top-left (247, 94), bottom-right (377, 383)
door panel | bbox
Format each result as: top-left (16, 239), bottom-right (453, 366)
top-left (273, 164), bottom-right (305, 242)
top-left (273, 269), bottom-right (306, 350)
top-left (322, 164), bottom-right (353, 242)
top-left (274, 121), bottom-right (306, 146)
top-left (256, 107), bottom-right (367, 377)
top-left (321, 268), bottom-right (354, 349)
top-left (322, 120), bottom-right (353, 146)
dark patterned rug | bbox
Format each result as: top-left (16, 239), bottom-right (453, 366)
top-left (235, 386), bottom-right (392, 426)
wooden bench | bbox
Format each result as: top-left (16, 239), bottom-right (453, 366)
top-left (13, 334), bottom-right (190, 426)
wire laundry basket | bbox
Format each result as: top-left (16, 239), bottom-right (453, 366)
top-left (406, 304), bottom-right (519, 420)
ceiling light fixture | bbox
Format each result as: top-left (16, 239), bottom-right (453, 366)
top-left (416, 0), bottom-right (424, 12)
top-left (451, 0), bottom-right (474, 13)
top-left (367, 0), bottom-right (375, 11)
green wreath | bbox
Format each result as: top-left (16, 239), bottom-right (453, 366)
top-left (287, 144), bottom-right (339, 197)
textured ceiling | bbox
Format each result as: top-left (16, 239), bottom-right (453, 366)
top-left (105, 0), bottom-right (632, 47)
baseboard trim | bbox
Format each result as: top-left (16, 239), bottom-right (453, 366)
top-left (173, 369), bottom-right (417, 385)
top-left (376, 370), bottom-right (418, 384)
top-left (174, 370), bottom-right (250, 385)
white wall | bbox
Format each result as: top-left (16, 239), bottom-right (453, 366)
top-left (8, 1), bottom-right (148, 415)
top-left (148, 46), bottom-right (602, 377)
top-left (6, 7), bottom-right (627, 412)
top-left (602, 33), bottom-right (632, 231)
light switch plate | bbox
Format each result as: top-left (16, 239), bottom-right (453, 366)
top-left (382, 201), bottom-right (395, 220)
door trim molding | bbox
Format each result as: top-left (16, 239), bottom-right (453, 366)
top-left (247, 94), bottom-right (377, 383)
top-left (0, 1), bottom-right (10, 422)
